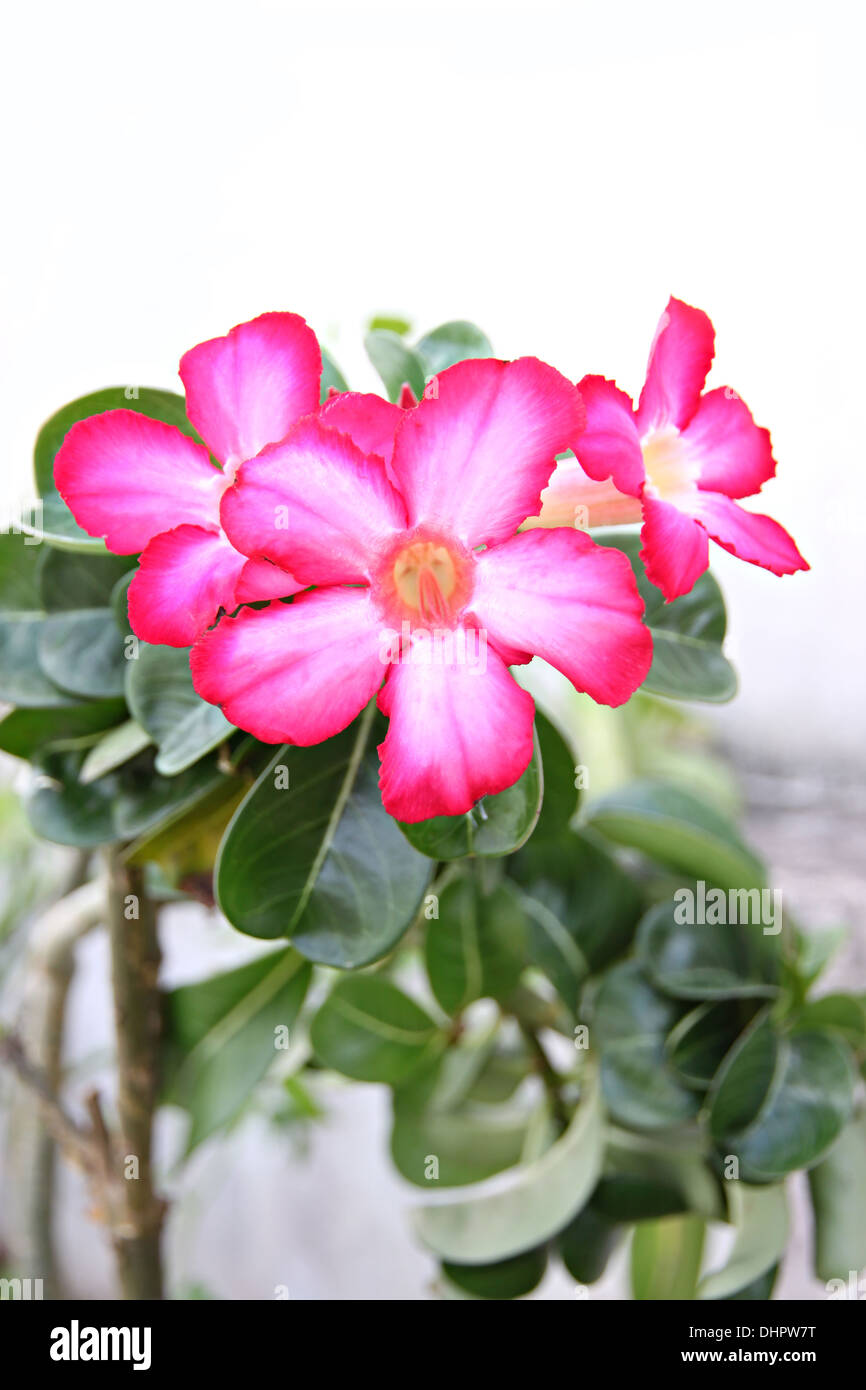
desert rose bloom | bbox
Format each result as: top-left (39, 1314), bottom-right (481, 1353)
top-left (190, 358), bottom-right (653, 822)
top-left (54, 313), bottom-right (322, 645)
top-left (529, 297), bottom-right (808, 602)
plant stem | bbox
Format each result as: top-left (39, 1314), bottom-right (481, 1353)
top-left (106, 852), bottom-right (165, 1300)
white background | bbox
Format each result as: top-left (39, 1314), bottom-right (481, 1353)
top-left (1, 0), bottom-right (864, 769)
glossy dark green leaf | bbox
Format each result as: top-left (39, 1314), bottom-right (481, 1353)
top-left (595, 1129), bottom-right (724, 1222)
top-left (39, 548), bottom-right (133, 612)
top-left (631, 1215), bottom-right (705, 1299)
top-left (425, 875), bottom-right (527, 1014)
top-left (557, 1203), bottom-right (620, 1284)
top-left (38, 608), bottom-right (127, 699)
top-left (125, 642), bottom-right (233, 774)
top-left (33, 386), bottom-right (196, 497)
top-left (400, 734), bottom-right (543, 860)
top-left (593, 962), bottom-right (698, 1130)
top-left (698, 1183), bottom-right (787, 1300)
top-left (164, 947), bottom-right (311, 1150)
top-left (597, 532), bottom-right (736, 702)
top-left (508, 713), bottom-right (580, 885)
top-left (364, 329), bottom-right (427, 402)
top-left (666, 1000), bottom-right (759, 1090)
top-left (415, 321), bottom-right (493, 375)
top-left (520, 892), bottom-right (590, 1008)
top-left (808, 1110), bottom-right (866, 1282)
top-left (584, 780), bottom-right (765, 891)
top-left (216, 714), bottom-right (431, 966)
top-left (413, 1067), bottom-right (603, 1263)
top-left (311, 975), bottom-right (441, 1084)
top-left (0, 699), bottom-right (126, 760)
top-left (442, 1246), bottom-right (546, 1300)
top-left (797, 993), bottom-right (866, 1048)
top-left (25, 749), bottom-right (119, 846)
top-left (710, 1017), bottom-right (855, 1179)
top-left (637, 896), bottom-right (780, 1001)
top-left (112, 755), bottom-right (227, 841)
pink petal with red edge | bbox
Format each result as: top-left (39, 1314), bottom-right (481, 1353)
top-left (127, 526), bottom-right (245, 647)
top-left (471, 529), bottom-right (652, 706)
top-left (376, 643), bottom-right (535, 822)
top-left (190, 587), bottom-right (384, 745)
top-left (318, 391), bottom-right (404, 470)
top-left (220, 416), bottom-right (407, 585)
top-left (687, 492), bottom-right (808, 576)
top-left (573, 375), bottom-right (645, 495)
top-left (640, 494), bottom-right (710, 602)
top-left (635, 296), bottom-right (715, 434)
top-left (389, 357), bottom-right (586, 547)
top-left (234, 556), bottom-right (304, 603)
top-left (54, 411), bottom-right (222, 554)
top-left (683, 387), bottom-right (776, 498)
top-left (179, 312), bottom-right (321, 466)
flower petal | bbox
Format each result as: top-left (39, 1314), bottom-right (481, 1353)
top-left (636, 296), bottom-right (715, 434)
top-left (234, 556), bottom-right (304, 603)
top-left (687, 492), bottom-right (809, 576)
top-left (639, 494), bottom-right (709, 602)
top-left (683, 387), bottom-right (776, 497)
top-left (376, 643), bottom-right (535, 822)
top-left (190, 587), bottom-right (384, 745)
top-left (54, 411), bottom-right (221, 554)
top-left (573, 375), bottom-right (645, 495)
top-left (179, 312), bottom-right (322, 466)
top-left (220, 416), bottom-right (407, 585)
top-left (127, 526), bottom-right (245, 647)
top-left (318, 391), bottom-right (404, 470)
top-left (390, 357), bottom-right (586, 547)
top-left (471, 529), bottom-right (652, 706)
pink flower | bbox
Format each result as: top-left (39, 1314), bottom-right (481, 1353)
top-left (532, 297), bottom-right (808, 601)
top-left (54, 313), bottom-right (323, 645)
top-left (190, 357), bottom-right (653, 822)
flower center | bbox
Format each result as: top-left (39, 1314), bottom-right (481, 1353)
top-left (392, 541), bottom-right (458, 623)
top-left (641, 427), bottom-right (699, 501)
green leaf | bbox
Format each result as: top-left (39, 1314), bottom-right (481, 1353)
top-left (399, 733), bottom-right (543, 860)
top-left (125, 642), bottom-right (233, 774)
top-left (508, 712), bottom-right (580, 884)
top-left (666, 1001), bottom-right (759, 1090)
top-left (368, 315), bottom-right (412, 337)
top-left (415, 321), bottom-right (493, 375)
top-left (631, 1215), bottom-right (705, 1300)
top-left (0, 700), bottom-right (126, 761)
top-left (391, 1081), bottom-right (531, 1189)
top-left (38, 608), bottom-right (127, 699)
top-left (0, 616), bottom-right (78, 707)
top-left (164, 947), bottom-right (311, 1151)
top-left (557, 1203), bottom-right (620, 1284)
top-left (113, 756), bottom-right (227, 841)
top-left (33, 386), bottom-right (197, 497)
top-left (709, 1017), bottom-right (855, 1179)
top-left (595, 1129), bottom-right (724, 1222)
top-left (808, 1110), bottom-right (866, 1283)
top-left (412, 1065), bottom-right (603, 1264)
top-left (519, 892), bottom-right (590, 1008)
top-left (319, 348), bottom-right (349, 401)
top-left (364, 329), bottom-right (427, 402)
top-left (425, 875), bottom-right (527, 1014)
top-left (697, 1182), bottom-right (788, 1300)
top-left (310, 975), bottom-right (441, 1084)
top-left (593, 962), bottom-right (699, 1129)
top-left (39, 548), bottom-right (133, 612)
top-left (637, 895), bottom-right (780, 1001)
top-left (216, 712), bottom-right (431, 966)
top-left (584, 779), bottom-right (765, 891)
top-left (0, 531), bottom-right (45, 612)
top-left (597, 532), bottom-right (736, 703)
top-left (796, 993), bottom-right (866, 1048)
top-left (79, 720), bottom-right (153, 784)
top-left (442, 1246), bottom-right (546, 1300)
top-left (26, 749), bottom-right (118, 846)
